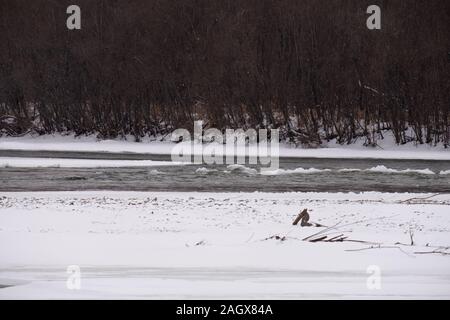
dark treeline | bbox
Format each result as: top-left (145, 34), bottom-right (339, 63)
top-left (0, 0), bottom-right (449, 146)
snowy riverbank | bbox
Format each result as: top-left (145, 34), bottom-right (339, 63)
top-left (0, 157), bottom-right (184, 168)
top-left (1, 133), bottom-right (449, 160)
top-left (1, 191), bottom-right (449, 299)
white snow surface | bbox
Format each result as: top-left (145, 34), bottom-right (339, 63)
top-left (0, 191), bottom-right (449, 299)
top-left (0, 133), bottom-right (449, 160)
top-left (0, 157), bottom-right (184, 168)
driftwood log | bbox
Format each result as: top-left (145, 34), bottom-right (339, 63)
top-left (293, 209), bottom-right (312, 226)
top-left (292, 209), bottom-right (324, 227)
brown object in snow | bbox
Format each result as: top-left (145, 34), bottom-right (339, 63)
top-left (292, 209), bottom-right (313, 226)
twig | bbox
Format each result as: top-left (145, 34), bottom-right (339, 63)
top-left (245, 232), bottom-right (255, 243)
top-left (346, 245), bottom-right (415, 257)
top-left (399, 193), bottom-right (440, 204)
top-left (302, 221), bottom-right (342, 241)
top-left (302, 214), bottom-right (397, 242)
top-left (414, 247), bottom-right (450, 255)
top-left (262, 235), bottom-right (287, 242)
top-left (309, 236), bottom-right (328, 242)
top-left (414, 251), bottom-right (450, 256)
top-left (325, 234), bottom-right (345, 242)
top-left (344, 239), bottom-right (380, 244)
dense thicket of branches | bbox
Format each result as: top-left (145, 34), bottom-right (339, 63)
top-left (0, 0), bottom-right (449, 146)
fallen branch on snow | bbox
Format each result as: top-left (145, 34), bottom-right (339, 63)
top-left (345, 245), bottom-right (415, 257)
top-left (292, 209), bottom-right (324, 227)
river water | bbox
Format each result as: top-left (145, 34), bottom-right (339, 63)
top-left (0, 150), bottom-right (449, 193)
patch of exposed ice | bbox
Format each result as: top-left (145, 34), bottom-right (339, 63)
top-left (259, 166), bottom-right (440, 176)
top-left (338, 168), bottom-right (363, 173)
top-left (366, 165), bottom-right (435, 175)
top-left (195, 167), bottom-right (218, 174)
top-left (226, 164), bottom-right (258, 175)
top-left (260, 167), bottom-right (331, 176)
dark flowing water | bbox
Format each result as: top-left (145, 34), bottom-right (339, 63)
top-left (0, 150), bottom-right (449, 193)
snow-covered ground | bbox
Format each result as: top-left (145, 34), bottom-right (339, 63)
top-left (0, 191), bottom-right (449, 299)
top-left (0, 133), bottom-right (449, 160)
top-left (0, 157), bottom-right (184, 168)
